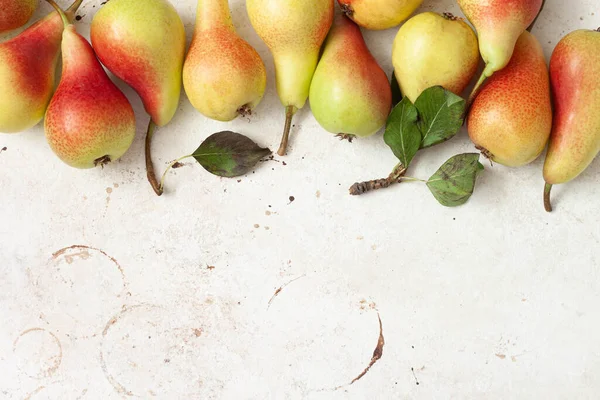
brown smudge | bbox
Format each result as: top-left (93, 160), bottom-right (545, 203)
top-left (193, 328), bottom-right (203, 337)
top-left (106, 187), bottom-right (113, 194)
top-left (495, 353), bottom-right (506, 359)
top-left (52, 245), bottom-right (126, 284)
top-left (64, 250), bottom-right (90, 264)
top-left (316, 190), bottom-right (321, 198)
top-left (267, 275), bottom-right (306, 310)
top-left (14, 328), bottom-right (63, 379)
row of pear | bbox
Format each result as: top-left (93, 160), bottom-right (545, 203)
top-left (1, 0), bottom-right (599, 211)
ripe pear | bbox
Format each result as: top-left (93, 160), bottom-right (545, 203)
top-left (90, 0), bottom-right (186, 195)
top-left (337, 0), bottom-right (422, 30)
top-left (309, 15), bottom-right (391, 139)
top-left (543, 28), bottom-right (600, 212)
top-left (467, 31), bottom-right (552, 167)
top-left (458, 0), bottom-right (543, 102)
top-left (392, 12), bottom-right (479, 102)
top-left (44, 0), bottom-right (136, 169)
top-left (0, 0), bottom-right (82, 134)
top-left (0, 0), bottom-right (37, 33)
top-left (183, 0), bottom-right (267, 122)
top-left (247, 0), bottom-right (334, 155)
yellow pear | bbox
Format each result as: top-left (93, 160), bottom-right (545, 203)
top-left (392, 12), bottom-right (479, 102)
top-left (338, 0), bottom-right (422, 30)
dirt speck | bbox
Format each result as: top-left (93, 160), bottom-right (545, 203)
top-left (289, 196), bottom-right (295, 203)
top-left (265, 211), bottom-right (271, 216)
top-left (106, 187), bottom-right (113, 194)
top-left (495, 353), bottom-right (506, 359)
top-left (254, 224), bottom-right (260, 228)
top-left (193, 328), bottom-right (203, 337)
top-left (113, 183), bottom-right (119, 188)
top-left (316, 190), bottom-right (321, 198)
top-left (357, 236), bottom-right (364, 240)
top-left (207, 265), bottom-right (215, 270)
top-left (264, 226), bottom-right (270, 230)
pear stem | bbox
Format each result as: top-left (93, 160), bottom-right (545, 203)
top-left (277, 106), bottom-right (296, 156)
top-left (45, 0), bottom-right (70, 27)
top-left (158, 155), bottom-right (194, 194)
top-left (467, 68), bottom-right (489, 110)
top-left (527, 0), bottom-right (546, 32)
top-left (65, 0), bottom-right (84, 20)
top-left (544, 183), bottom-right (553, 212)
top-left (349, 163), bottom-right (408, 195)
top-left (145, 120), bottom-right (163, 196)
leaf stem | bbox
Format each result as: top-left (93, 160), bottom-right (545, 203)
top-left (349, 163), bottom-right (408, 195)
top-left (399, 176), bottom-right (427, 183)
top-left (544, 183), bottom-right (553, 212)
top-left (158, 155), bottom-right (194, 193)
top-left (277, 105), bottom-right (296, 156)
top-left (145, 120), bottom-right (163, 196)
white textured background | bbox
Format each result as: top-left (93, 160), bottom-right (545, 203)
top-left (1, 0), bottom-right (600, 399)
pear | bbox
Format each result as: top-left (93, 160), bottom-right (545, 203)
top-left (0, 0), bottom-right (38, 33)
top-left (309, 14), bottom-right (391, 139)
top-left (467, 31), bottom-right (552, 167)
top-left (44, 0), bottom-right (136, 169)
top-left (392, 12), bottom-right (479, 103)
top-left (458, 0), bottom-right (543, 102)
top-left (90, 0), bottom-right (186, 195)
top-left (543, 28), bottom-right (600, 212)
top-left (0, 0), bottom-right (82, 134)
top-left (247, 0), bottom-right (334, 155)
top-left (338, 0), bottom-right (422, 30)
top-left (183, 0), bottom-right (267, 122)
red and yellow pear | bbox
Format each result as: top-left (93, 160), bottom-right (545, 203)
top-left (543, 28), bottom-right (600, 212)
top-left (0, 0), bottom-right (82, 133)
top-left (392, 12), bottom-right (479, 102)
top-left (0, 0), bottom-right (38, 33)
top-left (90, 0), bottom-right (186, 194)
top-left (247, 0), bottom-right (334, 155)
top-left (337, 0), bottom-right (423, 30)
top-left (44, 0), bottom-right (136, 169)
top-left (309, 14), bottom-right (391, 139)
top-left (183, 0), bottom-right (266, 122)
top-left (467, 31), bottom-right (552, 167)
top-left (458, 0), bottom-right (543, 102)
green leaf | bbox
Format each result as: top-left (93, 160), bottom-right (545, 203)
top-left (384, 97), bottom-right (421, 168)
top-left (414, 86), bottom-right (466, 149)
top-left (192, 131), bottom-right (271, 177)
top-left (390, 71), bottom-right (403, 107)
top-left (426, 153), bottom-right (484, 207)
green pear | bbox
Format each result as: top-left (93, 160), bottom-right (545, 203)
top-left (183, 0), bottom-right (267, 122)
top-left (392, 12), bottom-right (479, 102)
top-left (309, 14), bottom-right (391, 139)
top-left (247, 0), bottom-right (334, 155)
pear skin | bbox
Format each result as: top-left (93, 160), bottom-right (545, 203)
top-left (543, 29), bottom-right (600, 212)
top-left (0, 0), bottom-right (37, 33)
top-left (90, 0), bottom-right (185, 127)
top-left (247, 0), bottom-right (334, 155)
top-left (338, 0), bottom-right (422, 30)
top-left (45, 2), bottom-right (136, 169)
top-left (0, 0), bottom-right (82, 134)
top-left (392, 12), bottom-right (479, 103)
top-left (183, 0), bottom-right (267, 122)
top-left (467, 31), bottom-right (552, 167)
top-left (309, 15), bottom-right (391, 138)
top-left (458, 0), bottom-right (543, 102)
